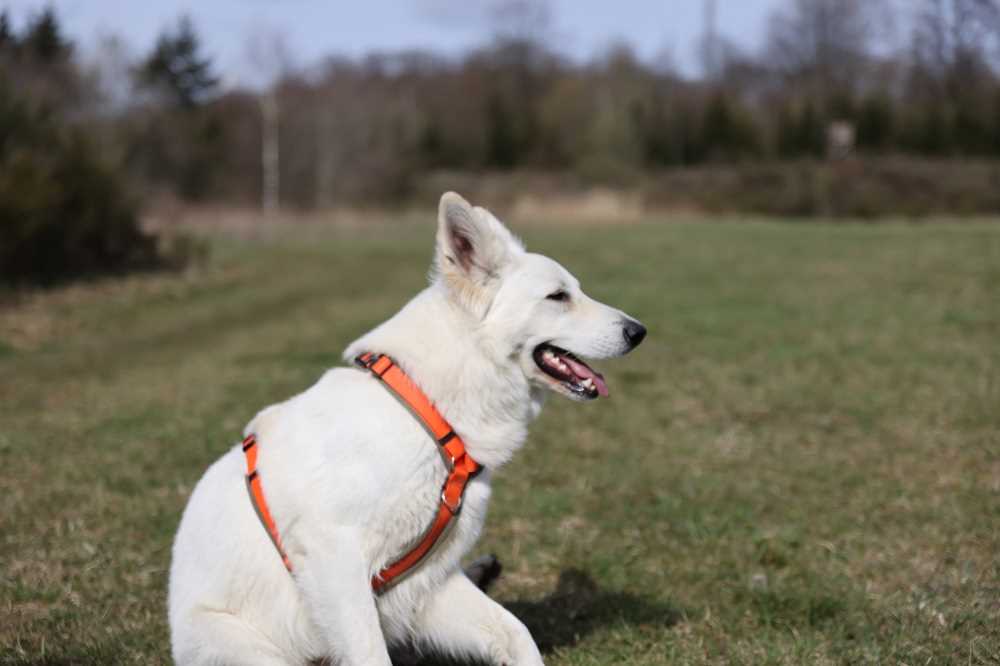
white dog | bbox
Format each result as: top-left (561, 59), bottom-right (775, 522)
top-left (168, 192), bottom-right (647, 665)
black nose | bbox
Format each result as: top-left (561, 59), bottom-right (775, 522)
top-left (622, 319), bottom-right (647, 349)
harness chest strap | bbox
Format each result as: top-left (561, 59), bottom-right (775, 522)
top-left (242, 352), bottom-right (482, 594)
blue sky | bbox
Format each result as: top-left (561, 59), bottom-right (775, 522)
top-left (5, 0), bottom-right (785, 85)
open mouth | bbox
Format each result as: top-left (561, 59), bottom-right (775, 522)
top-left (533, 343), bottom-right (609, 399)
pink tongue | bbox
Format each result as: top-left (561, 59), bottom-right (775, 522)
top-left (562, 355), bottom-right (610, 397)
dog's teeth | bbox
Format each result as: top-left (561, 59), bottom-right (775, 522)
top-left (581, 378), bottom-right (593, 388)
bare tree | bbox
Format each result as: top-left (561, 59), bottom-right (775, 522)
top-left (911, 0), bottom-right (1000, 85)
top-left (764, 0), bottom-right (890, 102)
top-left (246, 28), bottom-right (292, 215)
top-left (700, 0), bottom-right (720, 82)
top-left (489, 0), bottom-right (553, 45)
top-left (86, 33), bottom-right (135, 114)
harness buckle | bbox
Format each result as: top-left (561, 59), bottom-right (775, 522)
top-left (429, 444), bottom-right (455, 471)
top-left (442, 488), bottom-right (463, 514)
top-left (355, 353), bottom-right (380, 369)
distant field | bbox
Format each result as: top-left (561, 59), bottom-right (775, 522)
top-left (1, 217), bottom-right (998, 665)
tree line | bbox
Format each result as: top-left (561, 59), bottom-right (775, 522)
top-left (4, 0), bottom-right (1000, 212)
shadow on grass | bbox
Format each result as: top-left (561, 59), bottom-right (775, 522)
top-left (408, 568), bottom-right (682, 665)
top-left (508, 568), bottom-right (683, 653)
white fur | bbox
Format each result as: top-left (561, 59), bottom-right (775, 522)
top-left (168, 192), bottom-right (644, 665)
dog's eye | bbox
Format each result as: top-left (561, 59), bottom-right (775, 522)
top-left (546, 290), bottom-right (569, 302)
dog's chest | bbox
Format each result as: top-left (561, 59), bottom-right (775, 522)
top-left (262, 368), bottom-right (496, 592)
top-left (366, 445), bottom-right (491, 574)
top-left (373, 469), bottom-right (492, 639)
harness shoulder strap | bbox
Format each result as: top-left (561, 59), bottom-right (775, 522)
top-left (242, 353), bottom-right (482, 594)
top-left (355, 352), bottom-right (482, 593)
top-left (242, 434), bottom-right (291, 571)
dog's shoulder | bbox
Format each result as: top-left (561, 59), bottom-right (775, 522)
top-left (245, 366), bottom-right (434, 482)
top-left (244, 367), bottom-right (407, 432)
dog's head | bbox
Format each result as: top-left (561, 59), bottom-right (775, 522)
top-left (434, 192), bottom-right (646, 402)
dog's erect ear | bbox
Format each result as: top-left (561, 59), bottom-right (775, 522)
top-left (434, 192), bottom-right (521, 308)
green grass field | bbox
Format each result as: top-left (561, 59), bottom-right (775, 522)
top-left (2, 218), bottom-right (999, 665)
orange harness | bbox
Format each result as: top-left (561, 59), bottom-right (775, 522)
top-left (242, 352), bottom-right (482, 594)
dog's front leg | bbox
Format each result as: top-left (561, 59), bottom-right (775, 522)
top-left (294, 527), bottom-right (392, 666)
top-left (414, 570), bottom-right (543, 666)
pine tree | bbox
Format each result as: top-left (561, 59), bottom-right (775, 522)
top-left (0, 11), bottom-right (14, 52)
top-left (701, 93), bottom-right (761, 161)
top-left (776, 103), bottom-right (798, 158)
top-left (486, 92), bottom-right (518, 168)
top-left (855, 95), bottom-right (894, 151)
top-left (795, 101), bottom-right (825, 157)
top-left (138, 16), bottom-right (218, 108)
top-left (22, 8), bottom-right (71, 63)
